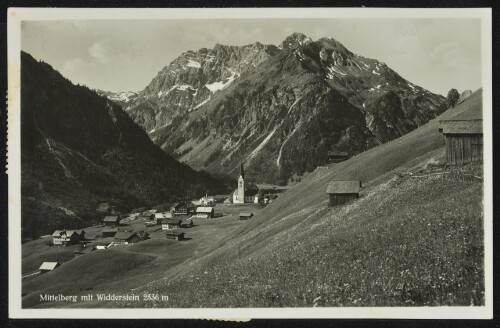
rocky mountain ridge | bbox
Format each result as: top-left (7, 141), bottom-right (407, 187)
top-left (103, 33), bottom-right (447, 183)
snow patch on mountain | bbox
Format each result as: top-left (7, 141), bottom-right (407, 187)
top-left (186, 59), bottom-right (201, 69)
top-left (205, 71), bottom-right (237, 92)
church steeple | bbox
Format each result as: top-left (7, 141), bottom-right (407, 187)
top-left (239, 161), bottom-right (245, 179)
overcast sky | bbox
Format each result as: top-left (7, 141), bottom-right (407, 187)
top-left (21, 19), bottom-right (481, 95)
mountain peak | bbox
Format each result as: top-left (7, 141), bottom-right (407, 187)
top-left (279, 32), bottom-right (313, 49)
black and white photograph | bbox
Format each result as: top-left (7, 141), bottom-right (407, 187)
top-left (7, 7), bottom-right (492, 319)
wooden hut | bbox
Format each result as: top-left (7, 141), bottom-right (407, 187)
top-left (102, 227), bottom-right (118, 237)
top-left (113, 231), bottom-right (141, 244)
top-left (39, 262), bottom-right (60, 274)
top-left (326, 180), bottom-right (361, 207)
top-left (166, 230), bottom-right (185, 241)
top-left (239, 212), bottom-right (254, 220)
top-left (439, 93), bottom-right (483, 165)
top-left (103, 215), bottom-right (120, 227)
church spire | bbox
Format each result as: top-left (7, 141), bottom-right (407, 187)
top-left (240, 161), bottom-right (245, 179)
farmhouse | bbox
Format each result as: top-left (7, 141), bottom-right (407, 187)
top-left (326, 180), bottom-right (361, 207)
top-left (327, 151), bottom-right (349, 164)
top-left (103, 215), bottom-right (120, 227)
top-left (165, 230), bottom-right (185, 241)
top-left (39, 262), bottom-right (59, 274)
top-left (52, 230), bottom-right (85, 246)
top-left (162, 218), bottom-right (182, 230)
top-left (439, 95), bottom-right (483, 165)
top-left (102, 227), bottom-right (118, 237)
top-left (74, 245), bottom-right (95, 257)
top-left (155, 212), bottom-right (172, 224)
top-left (196, 207), bottom-right (215, 218)
top-left (171, 202), bottom-right (190, 215)
top-left (239, 212), bottom-right (254, 220)
top-left (113, 231), bottom-right (141, 244)
top-left (199, 196), bottom-right (215, 206)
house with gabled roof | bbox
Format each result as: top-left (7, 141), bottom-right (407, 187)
top-left (39, 262), bottom-right (60, 274)
top-left (326, 180), bottom-right (361, 207)
top-left (52, 229), bottom-right (85, 246)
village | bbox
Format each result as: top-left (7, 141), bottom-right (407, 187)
top-left (23, 163), bottom-right (291, 277)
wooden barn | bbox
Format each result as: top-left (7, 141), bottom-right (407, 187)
top-left (39, 262), bottom-right (60, 274)
top-left (113, 231), bottom-right (141, 244)
top-left (239, 212), bottom-right (254, 220)
top-left (103, 215), bottom-right (120, 227)
top-left (102, 227), bottom-right (118, 237)
top-left (166, 230), bottom-right (185, 241)
top-left (326, 180), bottom-right (361, 207)
top-left (439, 93), bottom-right (483, 165)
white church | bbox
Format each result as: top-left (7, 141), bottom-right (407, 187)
top-left (232, 162), bottom-right (260, 204)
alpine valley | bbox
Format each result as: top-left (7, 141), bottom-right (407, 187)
top-left (21, 52), bottom-right (226, 238)
top-left (106, 33), bottom-right (447, 183)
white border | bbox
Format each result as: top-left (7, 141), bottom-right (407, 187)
top-left (7, 7), bottom-right (493, 319)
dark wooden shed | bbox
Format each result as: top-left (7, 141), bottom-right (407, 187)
top-left (326, 180), bottom-right (361, 207)
top-left (439, 91), bottom-right (483, 165)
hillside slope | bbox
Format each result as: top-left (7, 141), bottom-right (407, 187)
top-left (127, 89), bottom-right (484, 307)
top-left (21, 52), bottom-right (226, 238)
top-left (117, 33), bottom-right (446, 183)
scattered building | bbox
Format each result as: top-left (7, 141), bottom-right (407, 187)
top-left (239, 212), bottom-right (254, 220)
top-left (326, 180), bottom-right (361, 207)
top-left (327, 151), bottom-right (350, 164)
top-left (162, 218), bottom-right (182, 230)
top-left (39, 262), bottom-right (60, 274)
top-left (74, 245), bottom-right (95, 258)
top-left (155, 212), bottom-right (172, 224)
top-left (102, 215), bottom-right (120, 227)
top-left (171, 202), bottom-right (192, 215)
top-left (199, 196), bottom-right (216, 206)
top-left (52, 230), bottom-right (85, 246)
top-left (165, 230), bottom-right (185, 241)
top-left (439, 96), bottom-right (483, 165)
top-left (102, 227), bottom-right (118, 237)
top-left (196, 207), bottom-right (215, 219)
top-left (113, 231), bottom-right (141, 244)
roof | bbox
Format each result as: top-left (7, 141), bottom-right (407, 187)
top-left (155, 213), bottom-right (171, 219)
top-left (191, 200), bottom-right (202, 206)
top-left (162, 219), bottom-right (182, 225)
top-left (39, 262), bottom-right (59, 271)
top-left (103, 216), bottom-right (120, 222)
top-left (440, 89), bottom-right (483, 134)
top-left (239, 212), bottom-right (253, 217)
top-left (326, 180), bottom-right (361, 194)
top-left (196, 207), bottom-right (214, 213)
top-left (102, 227), bottom-right (118, 233)
top-left (113, 231), bottom-right (137, 240)
top-left (66, 230), bottom-right (83, 237)
top-left (52, 230), bottom-right (63, 237)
